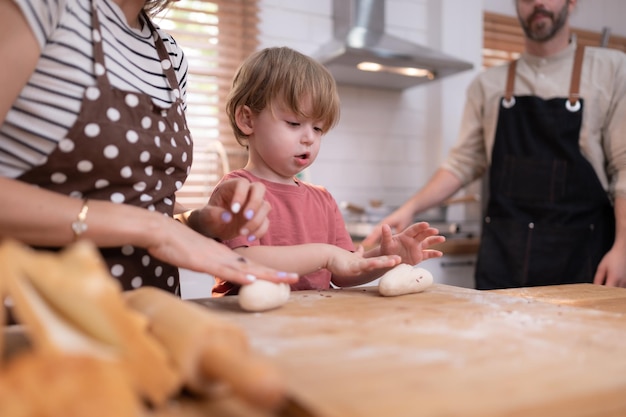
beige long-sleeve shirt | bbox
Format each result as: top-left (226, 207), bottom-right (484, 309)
top-left (442, 41), bottom-right (626, 200)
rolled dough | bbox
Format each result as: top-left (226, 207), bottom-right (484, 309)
top-left (238, 280), bottom-right (291, 312)
top-left (378, 264), bottom-right (433, 297)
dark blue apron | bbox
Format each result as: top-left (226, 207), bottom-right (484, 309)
top-left (475, 46), bottom-right (615, 290)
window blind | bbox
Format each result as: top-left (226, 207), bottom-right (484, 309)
top-left (155, 0), bottom-right (258, 209)
top-left (483, 12), bottom-right (626, 68)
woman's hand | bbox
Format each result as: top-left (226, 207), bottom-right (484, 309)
top-left (148, 216), bottom-right (298, 287)
top-left (183, 178), bottom-right (271, 242)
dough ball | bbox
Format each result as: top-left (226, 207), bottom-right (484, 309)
top-left (378, 264), bottom-right (433, 297)
top-left (238, 280), bottom-right (291, 312)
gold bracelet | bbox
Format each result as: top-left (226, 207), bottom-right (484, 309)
top-left (71, 199), bottom-right (89, 241)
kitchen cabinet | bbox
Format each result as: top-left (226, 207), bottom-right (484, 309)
top-left (418, 235), bottom-right (479, 288)
top-left (420, 252), bottom-right (476, 288)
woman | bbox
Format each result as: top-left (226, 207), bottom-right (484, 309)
top-left (0, 0), bottom-right (298, 295)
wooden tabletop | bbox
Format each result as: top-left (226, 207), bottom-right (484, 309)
top-left (192, 284), bottom-right (626, 417)
top-left (491, 283), bottom-right (626, 315)
top-left (5, 283), bottom-right (626, 417)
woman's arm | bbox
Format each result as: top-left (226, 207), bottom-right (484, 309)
top-left (0, 0), bottom-right (40, 125)
top-left (0, 177), bottom-right (298, 286)
top-left (0, 3), bottom-right (298, 286)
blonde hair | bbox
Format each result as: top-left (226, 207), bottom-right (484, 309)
top-left (226, 47), bottom-right (341, 147)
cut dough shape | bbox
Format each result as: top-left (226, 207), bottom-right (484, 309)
top-left (238, 280), bottom-right (291, 312)
top-left (378, 264), bottom-right (433, 297)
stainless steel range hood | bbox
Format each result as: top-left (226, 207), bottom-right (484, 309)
top-left (313, 0), bottom-right (473, 90)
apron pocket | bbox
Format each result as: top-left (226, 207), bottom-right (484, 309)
top-left (477, 218), bottom-right (599, 289)
top-left (525, 222), bottom-right (596, 286)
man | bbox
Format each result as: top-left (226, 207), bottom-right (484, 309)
top-left (363, 0), bottom-right (626, 289)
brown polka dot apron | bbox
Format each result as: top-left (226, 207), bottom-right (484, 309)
top-left (17, 2), bottom-right (193, 294)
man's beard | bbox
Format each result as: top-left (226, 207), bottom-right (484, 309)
top-left (519, 1), bottom-right (570, 42)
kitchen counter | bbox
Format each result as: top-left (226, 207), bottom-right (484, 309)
top-left (353, 235), bottom-right (480, 256)
top-left (431, 235), bottom-right (480, 255)
top-left (191, 283), bottom-right (626, 417)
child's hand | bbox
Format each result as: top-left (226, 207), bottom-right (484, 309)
top-left (379, 222), bottom-right (445, 265)
top-left (325, 245), bottom-right (401, 277)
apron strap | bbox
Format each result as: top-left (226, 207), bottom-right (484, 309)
top-left (568, 45), bottom-right (585, 107)
top-left (90, 0), bottom-right (110, 88)
top-left (143, 12), bottom-right (183, 101)
top-left (504, 59), bottom-right (517, 102)
top-left (504, 45), bottom-right (585, 112)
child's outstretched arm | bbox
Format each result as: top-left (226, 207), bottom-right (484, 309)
top-left (234, 243), bottom-right (401, 279)
top-left (333, 222), bottom-right (444, 287)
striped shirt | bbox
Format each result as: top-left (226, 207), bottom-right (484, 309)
top-left (1, 0), bottom-right (188, 178)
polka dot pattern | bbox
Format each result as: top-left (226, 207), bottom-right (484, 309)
top-left (17, 6), bottom-right (190, 295)
top-left (86, 87), bottom-right (100, 101)
top-left (59, 139), bottom-right (75, 153)
top-left (77, 160), bottom-right (93, 172)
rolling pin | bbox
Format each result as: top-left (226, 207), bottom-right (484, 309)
top-left (124, 286), bottom-right (287, 410)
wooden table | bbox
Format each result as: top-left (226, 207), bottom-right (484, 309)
top-left (491, 283), bottom-right (626, 315)
top-left (191, 284), bottom-right (626, 417)
top-left (5, 283), bottom-right (626, 417)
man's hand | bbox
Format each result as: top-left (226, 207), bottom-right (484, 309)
top-left (593, 247), bottom-right (626, 287)
top-left (361, 207), bottom-right (415, 249)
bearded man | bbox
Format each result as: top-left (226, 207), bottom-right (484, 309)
top-left (364, 0), bottom-right (626, 289)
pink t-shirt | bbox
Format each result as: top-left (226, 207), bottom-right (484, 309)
top-left (212, 170), bottom-right (354, 295)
